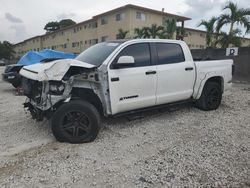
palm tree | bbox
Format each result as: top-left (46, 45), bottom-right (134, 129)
top-left (217, 1), bottom-right (250, 35)
top-left (146, 24), bottom-right (164, 38)
top-left (214, 29), bottom-right (242, 48)
top-left (134, 28), bottom-right (145, 38)
top-left (116, 29), bottom-right (129, 39)
top-left (176, 27), bottom-right (185, 40)
top-left (198, 17), bottom-right (217, 47)
top-left (163, 18), bottom-right (177, 39)
top-left (143, 27), bottom-right (151, 38)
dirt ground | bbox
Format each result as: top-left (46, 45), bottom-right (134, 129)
top-left (0, 66), bottom-right (249, 188)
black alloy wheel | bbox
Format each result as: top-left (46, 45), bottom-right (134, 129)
top-left (51, 100), bottom-right (100, 143)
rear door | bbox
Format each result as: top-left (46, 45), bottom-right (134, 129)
top-left (155, 43), bottom-right (195, 105)
top-left (108, 43), bottom-right (157, 114)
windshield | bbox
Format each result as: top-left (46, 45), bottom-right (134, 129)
top-left (75, 42), bottom-right (121, 66)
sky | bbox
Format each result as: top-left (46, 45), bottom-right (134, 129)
top-left (0, 0), bottom-right (249, 44)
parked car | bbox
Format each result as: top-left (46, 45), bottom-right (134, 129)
top-left (0, 60), bottom-right (5, 66)
top-left (2, 49), bottom-right (76, 88)
top-left (20, 39), bottom-right (233, 143)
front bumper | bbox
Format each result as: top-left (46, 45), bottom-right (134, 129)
top-left (24, 102), bottom-right (45, 121)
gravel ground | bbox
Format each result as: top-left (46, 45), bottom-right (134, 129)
top-left (0, 66), bottom-right (249, 187)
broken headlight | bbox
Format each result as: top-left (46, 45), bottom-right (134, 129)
top-left (49, 82), bottom-right (65, 95)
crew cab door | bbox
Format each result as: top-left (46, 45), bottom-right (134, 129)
top-left (108, 43), bottom-right (157, 114)
top-left (155, 43), bottom-right (195, 105)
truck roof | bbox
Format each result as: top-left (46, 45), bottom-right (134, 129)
top-left (107, 39), bottom-right (186, 45)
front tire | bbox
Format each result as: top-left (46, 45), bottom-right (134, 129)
top-left (196, 82), bottom-right (222, 111)
top-left (51, 100), bottom-right (100, 144)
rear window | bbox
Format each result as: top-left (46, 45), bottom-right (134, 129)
top-left (156, 43), bottom-right (185, 65)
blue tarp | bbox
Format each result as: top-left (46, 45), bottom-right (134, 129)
top-left (17, 49), bottom-right (77, 66)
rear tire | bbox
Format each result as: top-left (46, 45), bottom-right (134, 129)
top-left (196, 82), bottom-right (222, 111)
top-left (51, 100), bottom-right (100, 144)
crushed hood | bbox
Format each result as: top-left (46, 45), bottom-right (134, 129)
top-left (20, 59), bottom-right (95, 81)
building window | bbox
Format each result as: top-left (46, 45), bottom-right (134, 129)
top-left (64, 44), bottom-right (67, 49)
top-left (72, 42), bottom-right (80, 48)
top-left (101, 36), bottom-right (108, 42)
top-left (92, 21), bottom-right (98, 28)
top-left (101, 17), bottom-right (108, 25)
top-left (90, 39), bottom-right (98, 45)
top-left (136, 12), bottom-right (146, 21)
top-left (116, 13), bottom-right (125, 21)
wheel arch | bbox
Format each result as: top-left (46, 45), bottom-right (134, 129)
top-left (195, 75), bottom-right (224, 99)
top-left (70, 87), bottom-right (104, 116)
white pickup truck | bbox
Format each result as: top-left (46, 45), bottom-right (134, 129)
top-left (20, 39), bottom-right (233, 143)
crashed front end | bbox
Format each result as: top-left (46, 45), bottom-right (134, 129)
top-left (20, 59), bottom-right (96, 121)
top-left (22, 78), bottom-right (73, 121)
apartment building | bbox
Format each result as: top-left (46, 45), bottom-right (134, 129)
top-left (13, 4), bottom-right (190, 58)
top-left (184, 27), bottom-right (250, 49)
top-left (13, 4), bottom-right (250, 59)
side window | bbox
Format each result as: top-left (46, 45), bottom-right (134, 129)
top-left (156, 43), bottom-right (185, 65)
top-left (114, 43), bottom-right (151, 68)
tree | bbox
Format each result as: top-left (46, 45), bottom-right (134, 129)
top-left (59, 19), bottom-right (76, 28)
top-left (176, 27), bottom-right (185, 40)
top-left (198, 17), bottom-right (217, 47)
top-left (217, 1), bottom-right (250, 35)
top-left (44, 19), bottom-right (76, 33)
top-left (163, 18), bottom-right (177, 39)
top-left (116, 29), bottom-right (129, 39)
top-left (134, 27), bottom-right (150, 38)
top-left (0, 41), bottom-right (15, 60)
top-left (146, 24), bottom-right (164, 38)
top-left (214, 29), bottom-right (242, 48)
top-left (44, 21), bottom-right (60, 32)
top-left (134, 28), bottom-right (145, 38)
top-left (143, 27), bottom-right (151, 38)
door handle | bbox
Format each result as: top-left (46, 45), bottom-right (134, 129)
top-left (185, 67), bottom-right (194, 71)
top-left (145, 71), bottom-right (157, 75)
top-left (111, 77), bottom-right (119, 82)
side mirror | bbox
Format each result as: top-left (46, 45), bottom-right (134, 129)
top-left (113, 56), bottom-right (135, 68)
